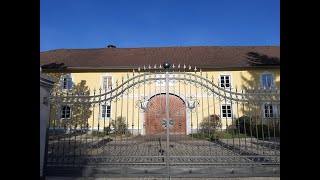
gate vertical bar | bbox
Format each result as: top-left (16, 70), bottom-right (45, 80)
top-left (120, 75), bottom-right (124, 156)
top-left (165, 63), bottom-right (170, 177)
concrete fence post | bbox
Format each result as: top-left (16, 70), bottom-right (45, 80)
top-left (40, 68), bottom-right (56, 179)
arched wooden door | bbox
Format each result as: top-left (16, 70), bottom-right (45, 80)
top-left (145, 94), bottom-right (186, 135)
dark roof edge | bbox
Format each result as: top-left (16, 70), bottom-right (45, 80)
top-left (40, 45), bottom-right (280, 53)
top-left (42, 65), bottom-right (280, 72)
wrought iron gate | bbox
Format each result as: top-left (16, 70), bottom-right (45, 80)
top-left (44, 63), bottom-right (280, 178)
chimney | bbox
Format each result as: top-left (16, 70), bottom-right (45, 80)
top-left (107, 45), bottom-right (116, 48)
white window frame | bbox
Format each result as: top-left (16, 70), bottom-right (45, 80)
top-left (218, 74), bottom-right (232, 89)
top-left (100, 74), bottom-right (113, 90)
top-left (260, 72), bottom-right (275, 89)
top-left (100, 103), bottom-right (111, 120)
top-left (263, 103), bottom-right (278, 119)
top-left (60, 104), bottom-right (72, 120)
top-left (220, 104), bottom-right (233, 119)
top-left (60, 74), bottom-right (74, 91)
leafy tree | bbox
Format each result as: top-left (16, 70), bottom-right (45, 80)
top-left (45, 73), bottom-right (92, 131)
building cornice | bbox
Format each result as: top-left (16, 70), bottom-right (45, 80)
top-left (42, 65), bottom-right (280, 73)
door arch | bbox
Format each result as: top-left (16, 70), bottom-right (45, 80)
top-left (145, 93), bottom-right (186, 135)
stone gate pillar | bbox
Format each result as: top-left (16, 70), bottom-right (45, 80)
top-left (40, 67), bottom-right (56, 179)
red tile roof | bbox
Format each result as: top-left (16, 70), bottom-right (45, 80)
top-left (40, 46), bottom-right (279, 69)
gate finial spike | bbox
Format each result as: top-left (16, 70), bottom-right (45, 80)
top-left (172, 64), bottom-right (175, 68)
top-left (189, 65), bottom-right (191, 70)
top-left (154, 64), bottom-right (157, 69)
top-left (143, 65), bottom-right (146, 70)
top-left (159, 64), bottom-right (162, 69)
top-left (138, 67), bottom-right (140, 72)
top-left (149, 65), bottom-right (151, 69)
top-left (183, 64), bottom-right (186, 69)
top-left (194, 66), bottom-right (197, 71)
top-left (178, 64), bottom-right (180, 69)
top-left (206, 72), bottom-right (208, 78)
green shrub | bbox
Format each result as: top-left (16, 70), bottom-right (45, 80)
top-left (110, 116), bottom-right (129, 135)
top-left (92, 131), bottom-right (106, 137)
top-left (92, 126), bottom-right (111, 137)
top-left (199, 114), bottom-right (222, 134)
top-left (103, 126), bottom-right (112, 134)
top-left (236, 116), bottom-right (280, 138)
top-left (191, 131), bottom-right (248, 140)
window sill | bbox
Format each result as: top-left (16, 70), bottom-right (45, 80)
top-left (219, 87), bottom-right (233, 90)
top-left (99, 117), bottom-right (112, 120)
top-left (221, 117), bottom-right (234, 120)
top-left (61, 89), bottom-right (73, 92)
top-left (263, 117), bottom-right (279, 119)
top-left (260, 86), bottom-right (277, 90)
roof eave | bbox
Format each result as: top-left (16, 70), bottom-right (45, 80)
top-left (41, 65), bottom-right (280, 72)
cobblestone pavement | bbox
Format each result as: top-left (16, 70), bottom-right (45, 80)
top-left (47, 135), bottom-right (280, 165)
top-left (46, 177), bottom-right (280, 180)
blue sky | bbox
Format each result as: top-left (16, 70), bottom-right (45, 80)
top-left (40, 0), bottom-right (279, 52)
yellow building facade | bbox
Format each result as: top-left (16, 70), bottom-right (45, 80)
top-left (41, 46), bottom-right (280, 135)
top-left (44, 67), bottom-right (279, 135)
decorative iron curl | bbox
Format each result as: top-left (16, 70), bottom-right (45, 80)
top-left (169, 79), bottom-right (176, 84)
top-left (127, 86), bottom-right (133, 94)
top-left (192, 82), bottom-right (201, 88)
top-left (122, 90), bottom-right (130, 96)
top-left (147, 79), bottom-right (154, 85)
top-left (112, 96), bottom-right (121, 102)
top-left (135, 82), bottom-right (142, 89)
top-left (135, 98), bottom-right (149, 113)
top-left (185, 95), bottom-right (200, 113)
top-left (206, 91), bottom-right (214, 96)
top-left (157, 79), bottom-right (165, 85)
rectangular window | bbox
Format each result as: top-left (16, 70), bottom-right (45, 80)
top-left (219, 75), bottom-right (231, 88)
top-left (221, 105), bottom-right (232, 118)
top-left (61, 76), bottom-right (73, 90)
top-left (61, 105), bottom-right (71, 119)
top-left (102, 76), bottom-right (112, 90)
top-left (101, 104), bottom-right (111, 118)
top-left (263, 104), bottom-right (278, 118)
top-left (261, 73), bottom-right (274, 89)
